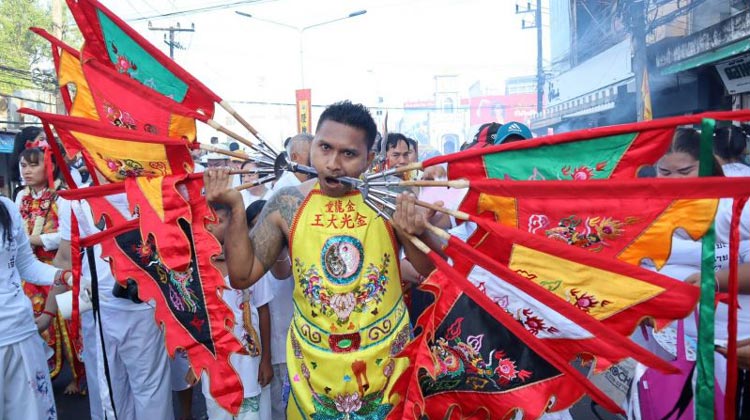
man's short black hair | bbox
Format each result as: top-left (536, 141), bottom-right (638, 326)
top-left (385, 133), bottom-right (409, 152)
top-left (316, 101), bottom-right (377, 151)
top-left (406, 137), bottom-right (418, 152)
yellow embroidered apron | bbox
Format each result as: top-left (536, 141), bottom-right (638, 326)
top-left (287, 186), bottom-right (410, 419)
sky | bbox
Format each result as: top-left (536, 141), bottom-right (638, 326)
top-left (95, 0), bottom-right (548, 146)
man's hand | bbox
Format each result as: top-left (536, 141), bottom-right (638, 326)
top-left (717, 340), bottom-right (750, 370)
top-left (29, 235), bottom-right (43, 247)
top-left (185, 368), bottom-right (198, 387)
top-left (392, 192), bottom-right (431, 236)
top-left (35, 313), bottom-right (53, 332)
top-left (685, 272), bottom-right (701, 287)
top-left (258, 357), bottom-right (273, 387)
top-left (203, 168), bottom-right (242, 206)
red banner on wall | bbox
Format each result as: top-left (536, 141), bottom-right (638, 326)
top-left (296, 89), bottom-right (312, 134)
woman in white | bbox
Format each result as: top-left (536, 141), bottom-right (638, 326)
top-left (240, 161), bottom-right (270, 208)
top-left (0, 196), bottom-right (70, 419)
top-left (714, 126), bottom-right (750, 177)
top-left (637, 128), bottom-right (750, 419)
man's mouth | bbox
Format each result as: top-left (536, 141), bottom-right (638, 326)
top-left (324, 177), bottom-right (342, 186)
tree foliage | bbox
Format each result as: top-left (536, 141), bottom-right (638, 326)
top-left (0, 0), bottom-right (81, 95)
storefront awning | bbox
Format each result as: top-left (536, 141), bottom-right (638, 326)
top-left (661, 37), bottom-right (750, 75)
top-left (562, 102), bottom-right (616, 119)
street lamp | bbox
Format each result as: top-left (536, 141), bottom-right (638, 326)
top-left (235, 9), bottom-right (367, 88)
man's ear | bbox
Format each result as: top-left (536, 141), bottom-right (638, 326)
top-left (367, 150), bottom-right (375, 167)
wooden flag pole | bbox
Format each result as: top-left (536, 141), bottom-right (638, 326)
top-left (205, 119), bottom-right (277, 160)
top-left (198, 144), bottom-right (275, 166)
top-left (235, 174), bottom-right (276, 191)
top-left (366, 178), bottom-right (469, 189)
top-left (366, 162), bottom-right (423, 180)
top-left (219, 100), bottom-right (278, 155)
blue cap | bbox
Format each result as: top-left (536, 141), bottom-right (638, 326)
top-left (493, 121), bottom-right (532, 144)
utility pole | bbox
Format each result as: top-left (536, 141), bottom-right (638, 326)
top-left (517, 1), bottom-right (545, 113)
top-left (148, 22), bottom-right (195, 59)
top-left (629, 0), bottom-right (648, 121)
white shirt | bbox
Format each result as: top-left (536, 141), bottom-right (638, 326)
top-left (0, 196), bottom-right (60, 346)
top-left (649, 237), bottom-right (750, 341)
top-left (58, 195), bottom-right (151, 311)
top-left (241, 188), bottom-right (268, 209)
top-left (14, 187), bottom-right (68, 252)
top-left (722, 162), bottom-right (750, 177)
top-left (203, 273), bottom-right (274, 398)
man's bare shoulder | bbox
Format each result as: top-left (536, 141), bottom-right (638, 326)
top-left (263, 182), bottom-right (310, 228)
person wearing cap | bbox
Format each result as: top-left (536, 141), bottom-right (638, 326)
top-left (468, 121), bottom-right (533, 149)
top-left (205, 152), bottom-right (230, 169)
top-left (206, 152), bottom-right (242, 189)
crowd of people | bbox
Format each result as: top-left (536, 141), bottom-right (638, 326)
top-left (2, 100), bottom-right (750, 419)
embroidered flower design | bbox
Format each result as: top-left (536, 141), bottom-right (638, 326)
top-left (301, 362), bottom-right (311, 379)
top-left (330, 292), bottom-right (356, 322)
top-left (334, 392), bottom-right (363, 413)
top-left (568, 288), bottom-right (611, 312)
top-left (116, 56), bottom-right (132, 72)
top-left (522, 311), bottom-right (546, 335)
top-left (560, 163), bottom-right (606, 181)
top-left (494, 357), bottom-right (519, 380)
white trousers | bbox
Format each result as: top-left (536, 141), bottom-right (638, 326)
top-left (81, 310), bottom-right (104, 420)
top-left (0, 334), bottom-right (57, 420)
top-left (94, 306), bottom-right (173, 420)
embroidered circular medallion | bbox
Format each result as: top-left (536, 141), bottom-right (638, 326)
top-left (321, 236), bottom-right (364, 285)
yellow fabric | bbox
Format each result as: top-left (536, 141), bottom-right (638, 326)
top-left (135, 177), bottom-right (166, 221)
top-left (169, 114), bottom-right (197, 142)
top-left (475, 193), bottom-right (718, 270)
top-left (57, 50), bottom-right (98, 120)
top-left (617, 198), bottom-right (718, 268)
top-left (287, 186), bottom-right (410, 419)
top-left (73, 130), bottom-right (172, 183)
top-left (509, 244), bottom-right (665, 321)
top-left (478, 193), bottom-right (518, 228)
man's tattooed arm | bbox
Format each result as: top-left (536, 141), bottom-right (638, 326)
top-left (249, 186), bottom-right (305, 274)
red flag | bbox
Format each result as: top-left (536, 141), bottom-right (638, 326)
top-left (66, 0), bottom-right (220, 117)
top-left (441, 231), bottom-right (686, 372)
top-left (393, 253), bottom-right (622, 419)
top-left (32, 27), bottom-right (202, 141)
top-left (72, 181), bottom-right (245, 415)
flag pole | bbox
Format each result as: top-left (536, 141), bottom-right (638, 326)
top-left (218, 100), bottom-right (278, 155)
top-left (235, 174), bottom-right (277, 191)
top-left (366, 178), bottom-right (469, 189)
top-left (205, 119), bottom-right (277, 160)
top-left (366, 162), bottom-right (423, 180)
top-left (198, 144), bottom-right (276, 167)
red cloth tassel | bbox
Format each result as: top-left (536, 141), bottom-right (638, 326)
top-left (69, 210), bottom-right (81, 346)
top-left (725, 196), bottom-right (747, 420)
top-left (44, 147), bottom-right (54, 189)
